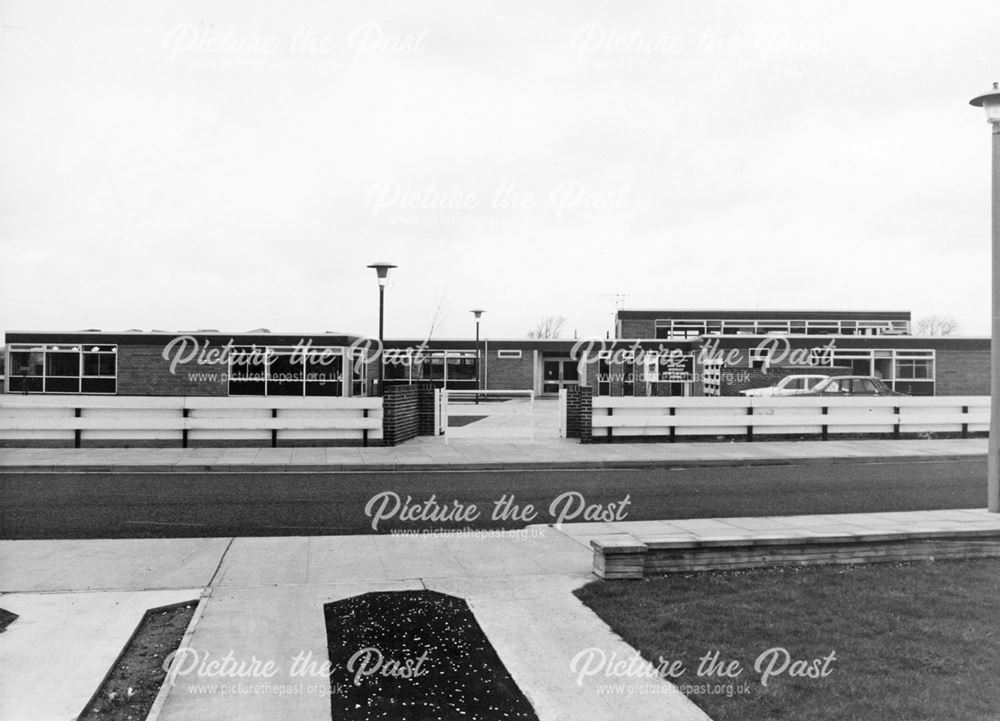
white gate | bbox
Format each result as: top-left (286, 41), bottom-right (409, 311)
top-left (436, 389), bottom-right (448, 435)
top-left (558, 388), bottom-right (568, 438)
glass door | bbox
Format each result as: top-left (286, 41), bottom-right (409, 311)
top-left (542, 358), bottom-right (579, 395)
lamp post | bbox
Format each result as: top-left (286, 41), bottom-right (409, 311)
top-left (366, 262), bottom-right (396, 396)
top-left (970, 82), bottom-right (1000, 513)
top-left (470, 309), bottom-right (485, 404)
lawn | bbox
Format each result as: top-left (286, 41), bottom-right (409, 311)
top-left (574, 559), bottom-right (1000, 721)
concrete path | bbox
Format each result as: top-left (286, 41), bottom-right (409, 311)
top-left (446, 397), bottom-right (561, 440)
top-left (0, 529), bottom-right (708, 721)
top-left (0, 437), bottom-right (985, 472)
top-left (3, 507), bottom-right (996, 720)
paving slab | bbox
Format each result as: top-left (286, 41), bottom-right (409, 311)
top-left (0, 437), bottom-right (985, 472)
top-left (0, 589), bottom-right (201, 721)
top-left (0, 538), bottom-right (231, 592)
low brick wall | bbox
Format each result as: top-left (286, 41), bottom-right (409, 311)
top-left (593, 530), bottom-right (1000, 580)
top-left (382, 383), bottom-right (438, 446)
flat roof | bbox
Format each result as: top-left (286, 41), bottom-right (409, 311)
top-left (617, 309), bottom-right (912, 321)
top-left (5, 330), bottom-right (365, 346)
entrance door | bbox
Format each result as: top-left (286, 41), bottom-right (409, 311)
top-left (542, 358), bottom-right (579, 395)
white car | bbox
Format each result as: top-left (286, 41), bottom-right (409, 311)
top-left (739, 374), bottom-right (830, 397)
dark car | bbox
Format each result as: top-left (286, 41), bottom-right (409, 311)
top-left (798, 375), bottom-right (907, 397)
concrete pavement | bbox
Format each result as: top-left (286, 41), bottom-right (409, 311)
top-left (0, 528), bottom-right (711, 721)
top-left (4, 507), bottom-right (998, 720)
top-left (0, 437), bottom-right (986, 472)
top-left (0, 589), bottom-right (202, 721)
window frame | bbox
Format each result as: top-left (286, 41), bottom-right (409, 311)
top-left (227, 346), bottom-right (346, 397)
top-left (6, 343), bottom-right (118, 395)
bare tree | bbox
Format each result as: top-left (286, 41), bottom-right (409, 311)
top-left (528, 315), bottom-right (567, 339)
top-left (424, 295), bottom-right (448, 341)
top-left (914, 315), bottom-right (959, 336)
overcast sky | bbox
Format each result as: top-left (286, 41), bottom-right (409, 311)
top-left (1, 0), bottom-right (998, 343)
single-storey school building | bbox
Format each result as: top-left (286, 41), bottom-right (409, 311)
top-left (2, 308), bottom-right (989, 399)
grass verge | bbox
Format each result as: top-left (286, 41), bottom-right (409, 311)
top-left (574, 559), bottom-right (1000, 721)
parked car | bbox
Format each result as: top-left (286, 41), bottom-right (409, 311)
top-left (796, 375), bottom-right (907, 397)
top-left (739, 374), bottom-right (829, 397)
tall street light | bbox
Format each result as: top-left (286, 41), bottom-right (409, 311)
top-left (367, 262), bottom-right (396, 396)
top-left (470, 309), bottom-right (485, 404)
top-left (970, 82), bottom-right (1000, 513)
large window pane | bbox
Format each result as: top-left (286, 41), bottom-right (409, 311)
top-left (46, 377), bottom-right (80, 393)
top-left (267, 380), bottom-right (304, 396)
top-left (384, 353), bottom-right (410, 381)
top-left (447, 356), bottom-right (477, 382)
top-left (305, 381), bottom-right (343, 396)
top-left (46, 352), bottom-right (80, 377)
top-left (230, 347), bottom-right (267, 380)
top-left (421, 356), bottom-right (445, 381)
top-left (229, 379), bottom-right (265, 395)
top-left (306, 353), bottom-right (342, 384)
top-left (83, 353), bottom-right (116, 376)
top-left (895, 359), bottom-right (932, 380)
top-left (8, 376), bottom-right (43, 392)
top-left (268, 354), bottom-right (303, 381)
top-left (81, 377), bottom-right (116, 394)
top-left (895, 380), bottom-right (934, 396)
top-left (10, 351), bottom-right (44, 376)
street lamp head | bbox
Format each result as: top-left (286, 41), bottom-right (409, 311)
top-left (366, 262), bottom-right (397, 286)
top-left (470, 309), bottom-right (486, 320)
top-left (970, 82), bottom-right (1000, 125)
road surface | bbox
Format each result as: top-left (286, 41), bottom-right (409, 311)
top-left (0, 458), bottom-right (986, 539)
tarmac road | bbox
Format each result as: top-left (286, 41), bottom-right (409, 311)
top-left (0, 458), bottom-right (986, 539)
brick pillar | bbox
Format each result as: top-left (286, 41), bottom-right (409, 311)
top-left (382, 385), bottom-right (420, 446)
top-left (566, 386), bottom-right (581, 439)
top-left (415, 382), bottom-right (437, 436)
top-left (578, 386), bottom-right (593, 443)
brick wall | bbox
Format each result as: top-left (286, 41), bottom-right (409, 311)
top-left (117, 345), bottom-right (227, 396)
top-left (382, 383), bottom-right (438, 445)
top-left (935, 348), bottom-right (990, 395)
top-left (486, 351), bottom-right (536, 392)
top-left (382, 385), bottom-right (419, 446)
top-left (617, 319), bottom-right (654, 338)
top-left (566, 385), bottom-right (593, 442)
